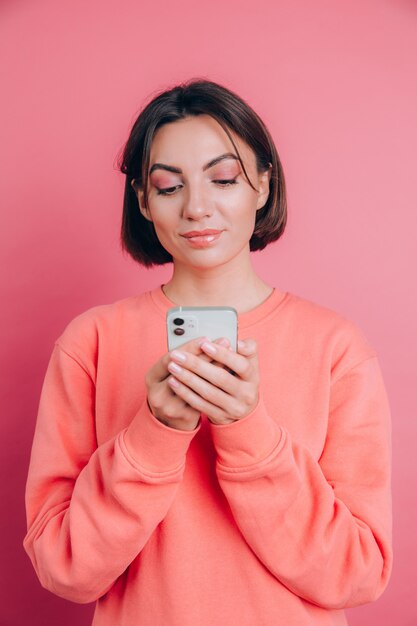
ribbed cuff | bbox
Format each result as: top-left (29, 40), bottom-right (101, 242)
top-left (209, 395), bottom-right (283, 468)
top-left (123, 398), bottom-right (201, 473)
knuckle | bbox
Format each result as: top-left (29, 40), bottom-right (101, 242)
top-left (231, 403), bottom-right (246, 419)
top-left (144, 372), bottom-right (152, 388)
top-left (186, 337), bottom-right (205, 354)
top-left (240, 360), bottom-right (251, 377)
top-left (242, 389), bottom-right (256, 406)
top-left (217, 368), bottom-right (230, 386)
top-left (181, 352), bottom-right (194, 369)
top-left (179, 368), bottom-right (190, 383)
top-left (163, 406), bottom-right (175, 419)
top-left (192, 395), bottom-right (204, 411)
top-left (164, 405), bottom-right (180, 419)
top-left (210, 407), bottom-right (225, 422)
top-left (149, 393), bottom-right (162, 411)
top-left (209, 389), bottom-right (223, 406)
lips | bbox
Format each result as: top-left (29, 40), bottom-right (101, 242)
top-left (180, 229), bottom-right (223, 248)
top-left (181, 229), bottom-right (222, 238)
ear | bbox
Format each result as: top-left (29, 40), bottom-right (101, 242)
top-left (256, 163), bottom-right (272, 211)
top-left (131, 179), bottom-right (153, 223)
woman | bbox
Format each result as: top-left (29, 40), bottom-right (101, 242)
top-left (23, 79), bottom-right (393, 625)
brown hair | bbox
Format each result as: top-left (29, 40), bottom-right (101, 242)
top-left (117, 78), bottom-right (287, 267)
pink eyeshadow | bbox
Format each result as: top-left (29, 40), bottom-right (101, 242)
top-left (150, 175), bottom-right (178, 187)
top-left (150, 166), bottom-right (240, 187)
top-left (212, 167), bottom-right (240, 178)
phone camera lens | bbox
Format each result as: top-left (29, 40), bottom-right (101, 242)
top-left (173, 318), bottom-right (184, 326)
top-left (173, 328), bottom-right (185, 336)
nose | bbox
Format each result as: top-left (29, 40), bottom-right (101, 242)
top-left (181, 183), bottom-right (214, 220)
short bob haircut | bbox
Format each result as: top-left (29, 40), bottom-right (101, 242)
top-left (118, 78), bottom-right (287, 267)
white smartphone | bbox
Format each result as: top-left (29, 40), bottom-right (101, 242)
top-left (166, 306), bottom-right (238, 351)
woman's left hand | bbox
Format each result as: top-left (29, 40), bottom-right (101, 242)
top-left (166, 338), bottom-right (259, 425)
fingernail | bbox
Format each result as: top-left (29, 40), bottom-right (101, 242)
top-left (170, 350), bottom-right (186, 363)
top-left (218, 338), bottom-right (230, 347)
top-left (237, 340), bottom-right (245, 349)
top-left (168, 376), bottom-right (180, 388)
top-left (201, 341), bottom-right (216, 355)
top-left (168, 361), bottom-right (182, 374)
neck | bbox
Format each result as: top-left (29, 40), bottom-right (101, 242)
top-left (162, 253), bottom-right (273, 314)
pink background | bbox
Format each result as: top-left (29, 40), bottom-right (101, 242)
top-left (1, 0), bottom-right (416, 624)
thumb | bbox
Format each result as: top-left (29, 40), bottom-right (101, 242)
top-left (237, 338), bottom-right (257, 357)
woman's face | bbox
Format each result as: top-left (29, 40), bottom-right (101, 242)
top-left (134, 114), bottom-right (271, 270)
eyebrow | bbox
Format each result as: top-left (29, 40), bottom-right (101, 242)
top-left (149, 152), bottom-right (240, 175)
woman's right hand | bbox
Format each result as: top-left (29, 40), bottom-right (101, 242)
top-left (145, 337), bottom-right (229, 431)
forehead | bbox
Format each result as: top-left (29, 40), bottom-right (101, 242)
top-left (149, 115), bottom-right (255, 169)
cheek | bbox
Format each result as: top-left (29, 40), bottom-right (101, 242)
top-left (222, 190), bottom-right (258, 225)
top-left (152, 218), bottom-right (173, 240)
top-left (150, 213), bottom-right (180, 250)
top-left (220, 184), bottom-right (257, 209)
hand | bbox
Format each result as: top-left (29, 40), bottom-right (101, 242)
top-left (166, 338), bottom-right (259, 426)
top-left (145, 336), bottom-right (230, 432)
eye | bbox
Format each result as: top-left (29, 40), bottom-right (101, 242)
top-left (213, 178), bottom-right (238, 187)
top-left (156, 177), bottom-right (238, 196)
top-left (156, 185), bottom-right (182, 196)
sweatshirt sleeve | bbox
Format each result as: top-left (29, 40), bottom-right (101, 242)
top-left (23, 342), bottom-right (200, 604)
top-left (209, 355), bottom-right (393, 610)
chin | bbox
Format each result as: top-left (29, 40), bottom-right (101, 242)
top-left (183, 248), bottom-right (248, 270)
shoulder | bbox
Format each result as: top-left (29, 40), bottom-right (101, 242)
top-left (55, 291), bottom-right (152, 367)
top-left (283, 291), bottom-right (378, 381)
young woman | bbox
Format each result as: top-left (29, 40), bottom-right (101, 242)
top-left (23, 79), bottom-right (393, 626)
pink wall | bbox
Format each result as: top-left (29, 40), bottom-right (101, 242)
top-left (1, 0), bottom-right (416, 624)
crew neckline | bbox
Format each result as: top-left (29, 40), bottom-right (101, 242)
top-left (149, 284), bottom-right (289, 329)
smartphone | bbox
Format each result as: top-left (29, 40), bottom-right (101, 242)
top-left (166, 306), bottom-right (238, 351)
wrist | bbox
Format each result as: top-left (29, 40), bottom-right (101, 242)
top-left (148, 398), bottom-right (200, 431)
top-left (205, 413), bottom-right (236, 426)
top-left (155, 415), bottom-right (201, 431)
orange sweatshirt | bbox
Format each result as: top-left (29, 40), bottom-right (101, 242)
top-left (23, 286), bottom-right (393, 626)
